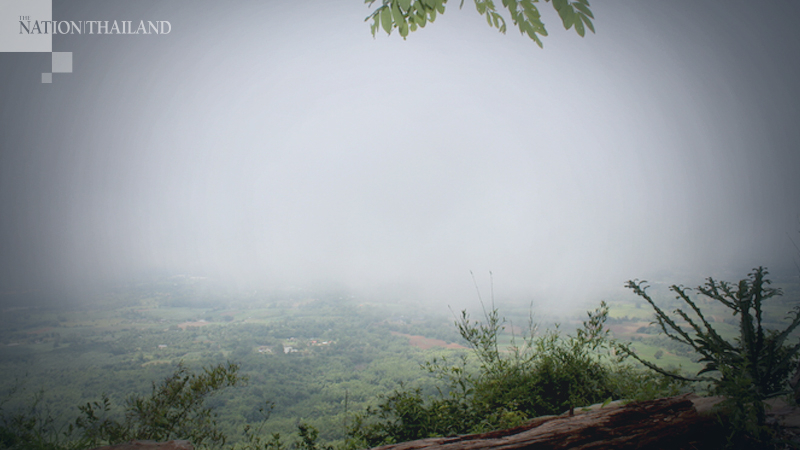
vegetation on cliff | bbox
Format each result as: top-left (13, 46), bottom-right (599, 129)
top-left (0, 268), bottom-right (798, 450)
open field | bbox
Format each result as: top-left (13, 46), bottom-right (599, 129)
top-left (390, 331), bottom-right (466, 350)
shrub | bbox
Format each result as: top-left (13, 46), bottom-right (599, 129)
top-left (349, 300), bottom-right (684, 447)
top-left (0, 386), bottom-right (83, 450)
top-left (75, 361), bottom-right (245, 448)
top-left (622, 267), bottom-right (800, 447)
top-left (460, 303), bottom-right (618, 418)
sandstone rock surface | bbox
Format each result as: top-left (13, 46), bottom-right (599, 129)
top-left (367, 394), bottom-right (800, 450)
top-left (368, 395), bottom-right (726, 450)
top-left (87, 440), bottom-right (193, 450)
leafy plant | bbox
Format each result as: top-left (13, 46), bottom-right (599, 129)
top-left (622, 267), bottom-right (800, 395)
top-left (294, 423), bottom-right (331, 450)
top-left (621, 267), bottom-right (800, 447)
top-left (606, 364), bottom-right (687, 403)
top-left (72, 394), bottom-right (128, 448)
top-left (459, 301), bottom-right (617, 417)
top-left (0, 385), bottom-right (83, 450)
top-left (364, 0), bottom-right (594, 47)
top-left (74, 361), bottom-right (245, 448)
top-left (349, 297), bottom-right (684, 447)
top-left (234, 402), bottom-right (287, 450)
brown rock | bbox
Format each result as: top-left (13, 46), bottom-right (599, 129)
top-left (766, 397), bottom-right (800, 430)
top-left (86, 440), bottom-right (194, 450)
top-left (368, 394), bottom-right (726, 450)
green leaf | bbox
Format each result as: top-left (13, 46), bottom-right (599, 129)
top-left (380, 6), bottom-right (393, 34)
top-left (572, 2), bottom-right (593, 19)
top-left (476, 1), bottom-right (487, 15)
top-left (392, 1), bottom-right (405, 26)
top-left (582, 14), bottom-right (595, 33)
top-left (370, 17), bottom-right (379, 36)
top-left (399, 20), bottom-right (409, 37)
top-left (415, 5), bottom-right (428, 24)
top-left (522, 1), bottom-right (541, 20)
top-left (505, 0), bottom-right (520, 17)
top-left (399, 0), bottom-right (412, 12)
top-left (496, 15), bottom-right (506, 32)
top-left (574, 15), bottom-right (585, 36)
top-left (559, 6), bottom-right (574, 29)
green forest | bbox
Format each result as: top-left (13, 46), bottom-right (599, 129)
top-left (1, 268), bottom-right (798, 450)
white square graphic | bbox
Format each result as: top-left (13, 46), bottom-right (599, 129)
top-left (1, 0), bottom-right (52, 52)
top-left (52, 52), bottom-right (71, 72)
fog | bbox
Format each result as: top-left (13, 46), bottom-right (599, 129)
top-left (1, 0), bottom-right (799, 310)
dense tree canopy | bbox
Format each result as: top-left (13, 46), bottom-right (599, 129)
top-left (365, 0), bottom-right (595, 47)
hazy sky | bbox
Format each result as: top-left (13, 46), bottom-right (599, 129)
top-left (1, 0), bottom-right (799, 309)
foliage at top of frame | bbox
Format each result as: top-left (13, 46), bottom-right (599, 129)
top-left (364, 0), bottom-right (594, 47)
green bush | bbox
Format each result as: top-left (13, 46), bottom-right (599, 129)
top-left (1, 362), bottom-right (336, 450)
top-left (71, 361), bottom-right (245, 449)
top-left (0, 387), bottom-right (84, 450)
top-left (459, 303), bottom-right (617, 419)
top-left (349, 301), bottom-right (685, 447)
top-left (622, 267), bottom-right (800, 448)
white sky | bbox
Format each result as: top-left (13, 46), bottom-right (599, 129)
top-left (1, 0), bottom-right (799, 310)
